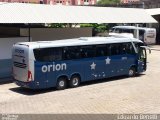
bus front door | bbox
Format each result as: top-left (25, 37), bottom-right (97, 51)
top-left (138, 47), bottom-right (147, 72)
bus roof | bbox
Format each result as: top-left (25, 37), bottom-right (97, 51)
top-left (112, 26), bottom-right (155, 30)
top-left (17, 37), bottom-right (142, 49)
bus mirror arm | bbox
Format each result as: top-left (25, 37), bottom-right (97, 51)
top-left (149, 49), bottom-right (151, 54)
top-left (140, 46), bottom-right (151, 54)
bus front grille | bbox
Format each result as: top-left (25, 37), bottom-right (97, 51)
top-left (14, 62), bottom-right (27, 68)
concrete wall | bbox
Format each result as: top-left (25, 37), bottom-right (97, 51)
top-left (0, 27), bottom-right (92, 78)
top-left (20, 27), bottom-right (92, 41)
top-left (0, 37), bottom-right (29, 78)
top-left (0, 26), bottom-right (20, 37)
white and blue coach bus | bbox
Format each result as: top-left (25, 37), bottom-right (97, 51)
top-left (12, 37), bottom-right (147, 90)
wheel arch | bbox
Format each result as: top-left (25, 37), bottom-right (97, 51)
top-left (57, 74), bottom-right (69, 81)
top-left (70, 73), bottom-right (81, 81)
top-left (129, 64), bottom-right (137, 72)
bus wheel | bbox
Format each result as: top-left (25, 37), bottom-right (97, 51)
top-left (69, 75), bottom-right (80, 88)
top-left (128, 67), bottom-right (136, 77)
top-left (56, 77), bottom-right (67, 90)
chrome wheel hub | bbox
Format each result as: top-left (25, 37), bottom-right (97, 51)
top-left (72, 78), bottom-right (79, 86)
top-left (59, 81), bottom-right (65, 87)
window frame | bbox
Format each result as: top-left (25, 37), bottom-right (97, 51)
top-left (33, 47), bottom-right (62, 62)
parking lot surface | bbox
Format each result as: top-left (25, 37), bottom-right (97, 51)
top-left (0, 46), bottom-right (160, 114)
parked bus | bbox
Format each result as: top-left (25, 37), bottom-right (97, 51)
top-left (109, 26), bottom-right (156, 44)
top-left (12, 37), bottom-right (148, 90)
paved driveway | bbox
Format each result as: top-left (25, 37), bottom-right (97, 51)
top-left (0, 47), bottom-right (160, 114)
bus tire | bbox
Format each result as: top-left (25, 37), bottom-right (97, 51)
top-left (69, 75), bottom-right (80, 88)
top-left (56, 77), bottom-right (67, 90)
top-left (128, 67), bottom-right (136, 77)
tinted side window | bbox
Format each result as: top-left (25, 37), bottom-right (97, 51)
top-left (124, 43), bottom-right (135, 54)
top-left (134, 42), bottom-right (145, 53)
top-left (80, 46), bottom-right (95, 58)
top-left (110, 43), bottom-right (135, 55)
top-left (115, 28), bottom-right (121, 33)
top-left (96, 45), bottom-right (106, 57)
top-left (106, 45), bottom-right (111, 56)
top-left (110, 44), bottom-right (122, 55)
top-left (34, 48), bottom-right (62, 62)
top-left (96, 44), bottom-right (110, 57)
top-left (123, 29), bottom-right (134, 34)
top-left (139, 30), bottom-right (145, 41)
top-left (119, 43), bottom-right (127, 54)
top-left (63, 46), bottom-right (81, 60)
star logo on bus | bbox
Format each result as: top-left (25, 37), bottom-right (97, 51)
top-left (105, 57), bottom-right (111, 64)
top-left (90, 62), bottom-right (96, 70)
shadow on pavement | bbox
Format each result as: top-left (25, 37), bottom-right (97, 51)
top-left (10, 87), bottom-right (56, 96)
top-left (80, 74), bottom-right (145, 87)
top-left (9, 74), bottom-right (145, 96)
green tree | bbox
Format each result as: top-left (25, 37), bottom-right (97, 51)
top-left (49, 23), bottom-right (68, 28)
top-left (48, 23), bottom-right (79, 28)
top-left (80, 23), bottom-right (108, 33)
top-left (98, 0), bottom-right (120, 5)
